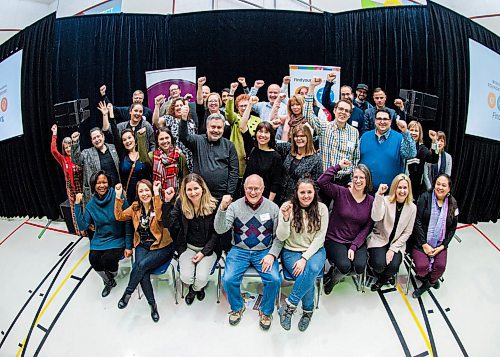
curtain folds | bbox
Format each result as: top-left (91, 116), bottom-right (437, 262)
top-left (0, 5), bottom-right (498, 222)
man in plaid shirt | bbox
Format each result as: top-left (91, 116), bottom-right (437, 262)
top-left (305, 77), bottom-right (360, 189)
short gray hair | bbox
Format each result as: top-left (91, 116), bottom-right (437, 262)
top-left (206, 113), bottom-right (225, 123)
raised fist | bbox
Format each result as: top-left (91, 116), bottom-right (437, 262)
top-left (310, 77), bottom-right (322, 87)
top-left (326, 72), bottom-right (337, 82)
top-left (137, 127), bottom-right (146, 135)
top-left (254, 80), bottom-right (265, 89)
top-left (115, 183), bottom-right (123, 198)
top-left (155, 94), bottom-right (165, 106)
top-left (99, 85), bottom-right (106, 96)
top-left (396, 119), bottom-right (408, 133)
top-left (180, 104), bottom-right (190, 119)
top-left (394, 98), bottom-right (404, 110)
top-left (71, 132), bottom-right (80, 143)
top-left (163, 187), bottom-right (175, 202)
top-left (220, 195), bottom-right (233, 211)
top-left (198, 77), bottom-right (207, 86)
top-left (237, 77), bottom-right (247, 86)
top-left (429, 130), bottom-right (437, 142)
top-left (184, 93), bottom-right (193, 101)
top-left (281, 202), bottom-right (293, 221)
top-left (51, 124), bottom-right (57, 135)
top-left (75, 193), bottom-right (83, 204)
top-left (153, 181), bottom-right (161, 195)
top-left (230, 82), bottom-right (239, 91)
top-left (278, 93), bottom-right (287, 101)
top-left (339, 159), bottom-right (352, 169)
top-left (377, 183), bottom-right (388, 196)
top-left (250, 96), bottom-right (259, 105)
top-left (282, 76), bottom-right (291, 85)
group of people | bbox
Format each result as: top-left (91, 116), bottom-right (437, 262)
top-left (49, 73), bottom-right (458, 330)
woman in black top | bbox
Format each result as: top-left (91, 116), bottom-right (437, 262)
top-left (240, 96), bottom-right (282, 202)
top-left (169, 173), bottom-right (219, 305)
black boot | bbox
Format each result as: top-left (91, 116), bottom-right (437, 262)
top-left (118, 293), bottom-right (131, 309)
top-left (150, 303), bottom-right (160, 322)
top-left (196, 287), bottom-right (206, 301)
top-left (324, 268), bottom-right (343, 295)
top-left (97, 271), bottom-right (116, 298)
top-left (185, 285), bottom-right (196, 305)
top-left (412, 279), bottom-right (431, 299)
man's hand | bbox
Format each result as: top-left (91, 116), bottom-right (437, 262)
top-left (429, 130), bottom-right (437, 142)
top-left (326, 72), bottom-right (337, 82)
top-left (71, 132), bottom-right (80, 143)
top-left (282, 75), bottom-right (291, 85)
top-left (397, 119), bottom-right (408, 134)
top-left (260, 254), bottom-right (275, 273)
top-left (237, 77), bottom-right (247, 87)
top-left (99, 85), bottom-right (106, 96)
top-left (220, 195), bottom-right (233, 211)
top-left (197, 76), bottom-right (206, 86)
top-left (192, 252), bottom-right (205, 263)
top-left (163, 187), bottom-right (175, 202)
top-left (250, 96), bottom-right (259, 105)
top-left (310, 77), bottom-right (322, 87)
top-left (155, 94), bottom-right (165, 106)
top-left (97, 101), bottom-right (108, 116)
top-left (347, 249), bottom-right (355, 261)
top-left (124, 249), bottom-right (133, 258)
top-left (394, 98), bottom-right (405, 110)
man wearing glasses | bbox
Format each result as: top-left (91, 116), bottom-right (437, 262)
top-left (215, 174), bottom-right (282, 331)
top-left (305, 77), bottom-right (360, 187)
top-left (158, 83), bottom-right (198, 127)
top-left (360, 108), bottom-right (416, 192)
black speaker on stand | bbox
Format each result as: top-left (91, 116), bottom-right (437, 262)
top-left (399, 89), bottom-right (438, 122)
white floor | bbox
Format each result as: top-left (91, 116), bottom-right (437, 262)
top-left (0, 217), bottom-right (498, 357)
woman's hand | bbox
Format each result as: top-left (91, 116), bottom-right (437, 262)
top-left (51, 124), bottom-right (58, 136)
top-left (155, 94), bottom-right (165, 107)
top-left (115, 183), bottom-right (123, 198)
top-left (422, 243), bottom-right (434, 256)
top-left (97, 101), bottom-right (108, 116)
top-left (192, 252), bottom-right (205, 263)
top-left (280, 202), bottom-right (293, 222)
top-left (386, 249), bottom-right (395, 265)
top-left (292, 257), bottom-right (307, 276)
top-left (163, 187), bottom-right (175, 202)
top-left (339, 159), bottom-right (352, 169)
top-left (377, 184), bottom-right (388, 196)
top-left (347, 249), bottom-right (355, 261)
top-left (429, 245), bottom-right (444, 257)
top-left (71, 132), bottom-right (80, 143)
top-left (124, 249), bottom-right (133, 258)
top-left (75, 193), bottom-right (83, 204)
top-left (152, 181), bottom-right (161, 196)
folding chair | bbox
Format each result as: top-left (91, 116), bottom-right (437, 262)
top-left (137, 256), bottom-right (178, 304)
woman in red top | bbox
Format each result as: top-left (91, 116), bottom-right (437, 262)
top-left (50, 124), bottom-right (83, 233)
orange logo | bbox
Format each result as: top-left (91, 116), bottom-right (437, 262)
top-left (487, 92), bottom-right (496, 109)
top-left (0, 97), bottom-right (7, 112)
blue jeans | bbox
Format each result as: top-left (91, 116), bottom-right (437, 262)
top-left (125, 244), bottom-right (174, 305)
top-left (281, 248), bottom-right (326, 311)
top-left (222, 246), bottom-right (281, 316)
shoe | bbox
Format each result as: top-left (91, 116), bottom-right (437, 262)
top-left (101, 278), bottom-right (116, 298)
top-left (370, 281), bottom-right (384, 292)
top-left (259, 311), bottom-right (273, 331)
top-left (118, 293), bottom-right (131, 309)
top-left (228, 306), bottom-right (246, 326)
top-left (324, 268), bottom-right (343, 295)
top-left (323, 267), bottom-right (333, 286)
top-left (150, 303), bottom-right (160, 322)
top-left (412, 280), bottom-right (431, 299)
top-left (388, 276), bottom-right (396, 286)
top-left (298, 310), bottom-right (313, 332)
top-left (278, 299), bottom-right (297, 331)
top-left (196, 288), bottom-right (205, 301)
top-left (432, 280), bottom-right (440, 289)
top-left (185, 286), bottom-right (196, 305)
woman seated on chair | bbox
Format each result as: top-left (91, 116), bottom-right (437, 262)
top-left (411, 174), bottom-right (458, 299)
top-left (318, 160), bottom-right (374, 295)
top-left (368, 174), bottom-right (417, 291)
top-left (276, 177), bottom-right (328, 332)
top-left (74, 170), bottom-right (131, 298)
top-left (114, 180), bottom-right (175, 322)
top-left (169, 173), bottom-right (219, 305)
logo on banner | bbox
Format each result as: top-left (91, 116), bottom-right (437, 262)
top-left (487, 92), bottom-right (496, 109)
top-left (0, 97), bottom-right (7, 112)
top-left (317, 87), bottom-right (334, 104)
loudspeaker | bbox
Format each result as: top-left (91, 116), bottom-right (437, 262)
top-left (399, 89), bottom-right (438, 121)
top-left (54, 98), bottom-right (90, 128)
top-left (59, 199), bottom-right (76, 234)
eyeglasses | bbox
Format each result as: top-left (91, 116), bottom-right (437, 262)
top-left (245, 187), bottom-right (262, 193)
top-left (336, 107), bottom-right (351, 113)
top-left (375, 117), bottom-right (391, 122)
top-left (207, 100), bottom-right (219, 104)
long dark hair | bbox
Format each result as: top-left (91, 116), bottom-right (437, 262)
top-left (433, 173), bottom-right (458, 220)
top-left (290, 177), bottom-right (321, 234)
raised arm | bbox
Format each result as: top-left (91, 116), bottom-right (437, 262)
top-left (137, 128), bottom-right (153, 166)
top-left (240, 96), bottom-right (258, 133)
top-left (397, 120), bottom-right (417, 159)
top-left (225, 82), bottom-right (239, 125)
top-left (153, 94), bottom-right (166, 128)
top-left (214, 198), bottom-right (235, 234)
top-left (321, 72), bottom-right (336, 116)
top-left (305, 77), bottom-right (326, 135)
top-left (317, 161), bottom-right (350, 200)
top-left (50, 124), bottom-right (64, 165)
top-left (70, 132), bottom-right (83, 166)
top-left (196, 77), bottom-right (206, 105)
top-left (371, 185), bottom-right (389, 222)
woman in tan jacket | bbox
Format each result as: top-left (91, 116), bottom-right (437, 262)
top-left (368, 174), bottom-right (417, 291)
top-left (114, 179), bottom-right (175, 322)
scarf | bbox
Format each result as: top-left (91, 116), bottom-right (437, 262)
top-left (288, 113), bottom-right (305, 128)
top-left (152, 146), bottom-right (181, 192)
top-left (431, 152), bottom-right (447, 184)
top-left (426, 192), bottom-right (448, 270)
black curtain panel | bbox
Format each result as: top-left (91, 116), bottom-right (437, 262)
top-left (0, 6), bottom-right (499, 222)
top-left (0, 14), bottom-right (59, 219)
top-left (427, 2), bottom-right (500, 223)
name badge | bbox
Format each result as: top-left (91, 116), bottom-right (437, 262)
top-left (260, 213), bottom-right (270, 221)
top-left (346, 142), bottom-right (355, 150)
top-left (454, 208), bottom-right (459, 216)
top-left (352, 121), bottom-right (358, 128)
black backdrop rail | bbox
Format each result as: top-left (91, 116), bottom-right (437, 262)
top-left (0, 2), bottom-right (499, 223)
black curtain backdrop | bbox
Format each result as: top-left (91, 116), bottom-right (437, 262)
top-left (0, 3), bottom-right (498, 222)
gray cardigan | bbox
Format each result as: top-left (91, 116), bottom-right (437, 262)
top-left (423, 151), bottom-right (452, 191)
top-left (71, 142), bottom-right (120, 204)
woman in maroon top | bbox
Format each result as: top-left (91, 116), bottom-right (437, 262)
top-left (318, 159), bottom-right (374, 294)
top-left (50, 124), bottom-right (83, 233)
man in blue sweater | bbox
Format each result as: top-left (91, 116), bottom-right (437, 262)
top-left (360, 109), bottom-right (416, 193)
top-left (215, 174), bottom-right (282, 331)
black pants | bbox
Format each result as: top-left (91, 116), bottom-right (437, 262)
top-left (89, 248), bottom-right (123, 272)
top-left (368, 245), bottom-right (403, 280)
top-left (325, 240), bottom-right (367, 275)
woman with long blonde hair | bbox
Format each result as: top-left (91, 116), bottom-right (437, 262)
top-left (169, 173), bottom-right (219, 305)
top-left (368, 174), bottom-right (417, 291)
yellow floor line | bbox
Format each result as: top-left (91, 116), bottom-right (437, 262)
top-left (396, 282), bottom-right (434, 357)
top-left (16, 251), bottom-right (89, 356)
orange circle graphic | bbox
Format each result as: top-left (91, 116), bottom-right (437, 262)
top-left (0, 97), bottom-right (7, 112)
top-left (487, 92), bottom-right (496, 109)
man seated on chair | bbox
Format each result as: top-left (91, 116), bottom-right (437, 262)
top-left (214, 174), bottom-right (282, 330)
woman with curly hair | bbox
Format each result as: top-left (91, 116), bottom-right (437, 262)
top-left (276, 178), bottom-right (328, 331)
